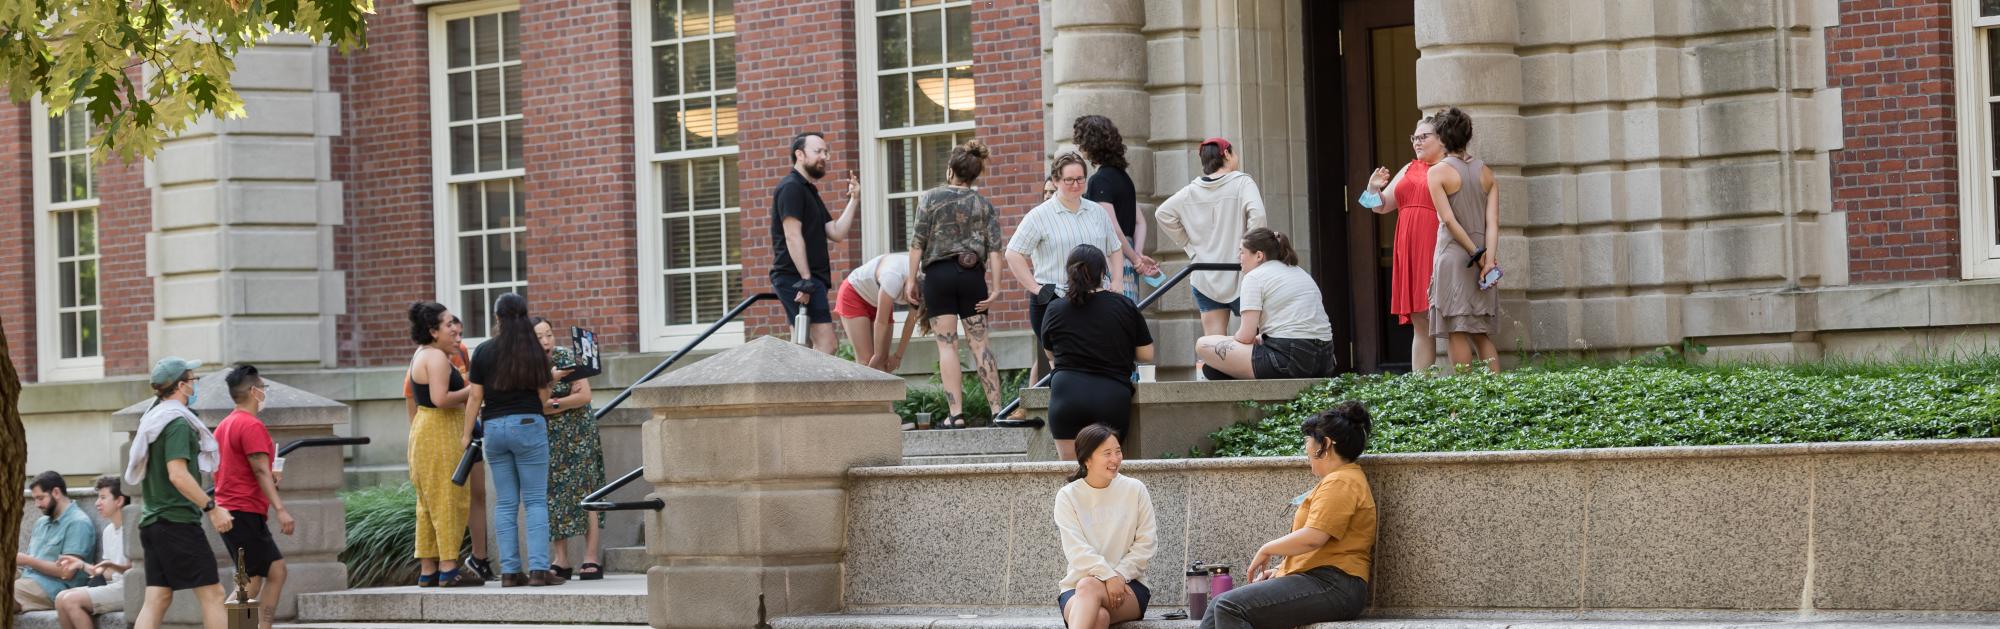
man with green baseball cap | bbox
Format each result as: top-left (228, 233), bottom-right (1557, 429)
top-left (123, 357), bottom-right (232, 629)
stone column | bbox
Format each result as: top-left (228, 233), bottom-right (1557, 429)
top-left (148, 34), bottom-right (345, 368)
top-left (111, 370), bottom-right (351, 628)
top-left (626, 337), bottom-right (905, 629)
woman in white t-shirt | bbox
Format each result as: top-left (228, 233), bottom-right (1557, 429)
top-left (1054, 424), bottom-right (1157, 629)
top-left (1195, 228), bottom-right (1336, 380)
top-left (835, 251), bottom-right (920, 373)
top-left (55, 476), bottom-right (132, 628)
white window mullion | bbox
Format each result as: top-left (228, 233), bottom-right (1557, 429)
top-left (1955, 1), bottom-right (2000, 278)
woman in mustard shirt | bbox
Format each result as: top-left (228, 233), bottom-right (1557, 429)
top-left (1203, 402), bottom-right (1376, 628)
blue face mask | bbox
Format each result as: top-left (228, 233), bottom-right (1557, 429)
top-left (187, 389), bottom-right (199, 408)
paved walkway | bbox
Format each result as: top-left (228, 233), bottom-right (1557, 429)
top-left (292, 573), bottom-right (649, 626)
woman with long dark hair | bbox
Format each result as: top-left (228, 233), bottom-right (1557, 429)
top-left (1053, 424), bottom-right (1156, 629)
top-left (1075, 115), bottom-right (1160, 302)
top-left (906, 140), bottom-right (1005, 428)
top-left (464, 293), bottom-right (557, 586)
top-left (1195, 228), bottom-right (1335, 380)
top-left (404, 302), bottom-right (481, 587)
top-left (1040, 244), bottom-right (1154, 459)
top-left (1203, 402), bottom-right (1375, 628)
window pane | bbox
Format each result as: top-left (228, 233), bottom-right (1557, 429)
top-left (1986, 0), bottom-right (2000, 17)
top-left (504, 65), bottom-right (522, 115)
top-left (946, 64), bottom-right (975, 122)
top-left (725, 214), bottom-right (741, 262)
top-left (878, 15), bottom-right (908, 70)
top-left (49, 157), bottom-right (68, 204)
top-left (485, 180), bottom-right (513, 230)
top-left (914, 68), bottom-right (946, 125)
top-left (59, 260), bottom-right (77, 308)
top-left (879, 73), bottom-right (910, 129)
top-left (68, 154), bottom-right (89, 201)
top-left (478, 122), bottom-right (503, 171)
top-left (67, 110), bottom-right (87, 150)
top-left (513, 235), bottom-right (527, 283)
top-left (476, 68), bottom-right (501, 119)
top-left (489, 234), bottom-right (516, 284)
top-left (947, 6), bottom-right (970, 62)
top-left (48, 115), bottom-right (66, 153)
top-left (462, 289), bottom-right (489, 338)
top-left (712, 0), bottom-right (734, 33)
top-left (666, 273), bottom-right (693, 325)
top-left (716, 93), bottom-right (738, 147)
top-left (506, 119), bottom-right (523, 170)
top-left (890, 197), bottom-right (914, 251)
top-left (877, 0), bottom-right (903, 10)
top-left (1989, 29), bottom-right (2000, 95)
top-left (461, 235), bottom-right (486, 285)
top-left (722, 156), bottom-right (739, 207)
top-left (694, 158), bottom-right (723, 210)
top-left (912, 9), bottom-right (943, 67)
top-left (76, 211), bottom-right (95, 255)
top-left (458, 182), bottom-right (483, 230)
top-left (661, 161), bottom-right (687, 214)
top-left (684, 98), bottom-right (717, 150)
top-left (450, 72), bottom-right (474, 121)
top-left (653, 0), bottom-right (679, 40)
top-left (922, 133), bottom-right (952, 188)
top-left (885, 138), bottom-right (912, 193)
top-left (78, 310), bottom-right (97, 358)
top-left (475, 14), bottom-right (500, 65)
top-left (77, 259), bottom-right (97, 307)
top-left (656, 101), bottom-right (684, 153)
top-left (695, 270), bottom-right (725, 322)
top-left (685, 39), bottom-right (713, 94)
top-left (502, 12), bottom-right (519, 61)
top-left (452, 125), bottom-right (475, 174)
top-left (664, 216), bottom-right (692, 269)
top-left (714, 37), bottom-right (736, 91)
top-left (57, 211), bottom-right (76, 258)
top-left (685, 0), bottom-right (712, 37)
top-left (60, 312), bottom-right (78, 359)
top-left (655, 44), bottom-right (681, 97)
top-left (696, 213), bottom-right (724, 267)
top-left (449, 18), bottom-right (472, 67)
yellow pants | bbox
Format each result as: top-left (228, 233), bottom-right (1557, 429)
top-left (409, 406), bottom-right (470, 561)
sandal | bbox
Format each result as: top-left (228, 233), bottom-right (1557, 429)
top-left (417, 572), bottom-right (438, 588)
top-left (551, 564), bottom-right (573, 580)
top-left (942, 413), bottom-right (967, 429)
top-left (577, 562), bottom-right (604, 581)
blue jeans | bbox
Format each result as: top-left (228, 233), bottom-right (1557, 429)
top-left (483, 413), bottom-right (551, 574)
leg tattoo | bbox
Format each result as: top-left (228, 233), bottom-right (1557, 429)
top-left (1206, 339), bottom-right (1237, 361)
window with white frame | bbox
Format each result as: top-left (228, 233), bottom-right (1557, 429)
top-left (433, 6), bottom-right (525, 338)
top-left (861, 0), bottom-right (976, 254)
top-left (1956, 0), bottom-right (2000, 278)
top-left (640, 0), bottom-right (742, 339)
top-left (34, 104), bottom-right (103, 378)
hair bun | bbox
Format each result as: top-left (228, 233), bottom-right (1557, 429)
top-left (961, 139), bottom-right (989, 160)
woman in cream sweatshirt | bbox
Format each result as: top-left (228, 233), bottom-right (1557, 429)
top-left (1155, 137), bottom-right (1268, 339)
top-left (1054, 424), bottom-right (1158, 628)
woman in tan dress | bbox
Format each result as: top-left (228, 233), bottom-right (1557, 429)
top-left (1424, 107), bottom-right (1502, 373)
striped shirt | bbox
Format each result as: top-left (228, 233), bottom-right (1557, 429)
top-left (1007, 197), bottom-right (1124, 295)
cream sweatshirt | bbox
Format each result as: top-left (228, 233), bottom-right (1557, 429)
top-left (1054, 474), bottom-right (1158, 590)
top-left (1153, 171), bottom-right (1268, 304)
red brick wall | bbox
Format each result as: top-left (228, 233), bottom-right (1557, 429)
top-left (519, 0), bottom-right (639, 351)
top-left (735, 1), bottom-right (864, 338)
top-left (1829, 0), bottom-right (1960, 283)
top-left (96, 155), bottom-right (151, 375)
top-left (969, 0), bottom-right (1044, 332)
top-left (0, 104), bottom-right (34, 378)
top-left (336, 1), bottom-right (437, 366)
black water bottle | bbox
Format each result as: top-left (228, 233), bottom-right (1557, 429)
top-left (451, 437), bottom-right (482, 486)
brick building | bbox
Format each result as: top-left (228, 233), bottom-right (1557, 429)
top-left (9, 0), bottom-right (2000, 478)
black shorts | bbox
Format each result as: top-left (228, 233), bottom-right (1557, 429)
top-left (920, 259), bottom-right (989, 320)
top-left (1058, 579), bottom-right (1151, 620)
top-left (141, 520), bottom-right (220, 590)
top-left (1048, 370), bottom-right (1133, 440)
top-left (1028, 284), bottom-right (1058, 339)
top-left (220, 511), bottom-right (285, 577)
top-left (772, 274), bottom-right (833, 324)
top-left (1253, 337), bottom-right (1336, 379)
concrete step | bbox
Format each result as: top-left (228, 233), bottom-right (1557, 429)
top-left (603, 545), bottom-right (649, 574)
top-left (281, 624), bottom-right (642, 629)
top-left (17, 611), bottom-right (126, 629)
top-left (902, 453), bottom-right (1030, 465)
top-left (344, 463), bottom-right (410, 489)
top-left (901, 427), bottom-right (1032, 458)
top-left (773, 609), bottom-right (2000, 629)
top-left (296, 573), bottom-right (648, 625)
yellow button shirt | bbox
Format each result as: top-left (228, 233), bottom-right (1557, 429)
top-left (1277, 462), bottom-right (1376, 581)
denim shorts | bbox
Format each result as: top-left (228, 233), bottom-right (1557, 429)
top-left (1192, 286), bottom-right (1241, 314)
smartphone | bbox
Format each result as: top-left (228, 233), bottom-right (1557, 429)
top-left (1479, 266), bottom-right (1503, 290)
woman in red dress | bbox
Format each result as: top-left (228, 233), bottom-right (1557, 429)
top-left (1366, 116), bottom-right (1448, 373)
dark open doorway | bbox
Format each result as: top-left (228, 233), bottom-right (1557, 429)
top-left (1304, 0), bottom-right (1418, 374)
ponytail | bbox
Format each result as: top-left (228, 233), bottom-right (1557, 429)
top-left (1241, 227), bottom-right (1299, 267)
top-left (1063, 244), bottom-right (1107, 306)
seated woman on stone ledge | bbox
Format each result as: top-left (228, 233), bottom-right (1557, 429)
top-left (1195, 228), bottom-right (1335, 380)
top-left (1053, 424), bottom-right (1158, 629)
top-left (1204, 402), bottom-right (1375, 629)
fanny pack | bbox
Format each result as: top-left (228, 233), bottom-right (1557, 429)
top-left (955, 251), bottom-right (982, 269)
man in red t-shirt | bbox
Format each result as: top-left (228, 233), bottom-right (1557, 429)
top-left (213, 364), bottom-right (293, 629)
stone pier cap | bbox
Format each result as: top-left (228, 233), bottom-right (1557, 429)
top-left (112, 368), bottom-right (350, 430)
top-left (625, 336), bottom-right (906, 413)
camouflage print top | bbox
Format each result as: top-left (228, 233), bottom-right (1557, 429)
top-left (910, 185), bottom-right (1003, 267)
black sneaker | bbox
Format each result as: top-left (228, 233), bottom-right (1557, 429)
top-left (464, 555), bottom-right (497, 582)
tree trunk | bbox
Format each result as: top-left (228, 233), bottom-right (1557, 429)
top-left (0, 316), bottom-right (26, 616)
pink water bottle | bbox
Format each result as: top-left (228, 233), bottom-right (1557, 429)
top-left (1209, 565), bottom-right (1234, 597)
top-left (1184, 564), bottom-right (1210, 620)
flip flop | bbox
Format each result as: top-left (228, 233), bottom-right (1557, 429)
top-left (578, 562), bottom-right (605, 581)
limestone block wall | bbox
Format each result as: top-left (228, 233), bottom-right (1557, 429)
top-left (148, 33), bottom-right (346, 368)
top-left (1428, 0), bottom-right (1846, 358)
top-left (842, 439), bottom-right (2000, 614)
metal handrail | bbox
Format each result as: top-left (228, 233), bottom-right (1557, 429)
top-left (991, 262), bottom-right (1242, 421)
top-left (582, 292), bottom-right (778, 512)
top-left (277, 436), bottom-right (370, 457)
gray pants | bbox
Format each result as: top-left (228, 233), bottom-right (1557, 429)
top-left (1199, 566), bottom-right (1368, 629)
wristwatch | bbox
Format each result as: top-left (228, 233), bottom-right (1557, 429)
top-left (202, 499), bottom-right (216, 513)
top-left (551, 399), bottom-right (562, 410)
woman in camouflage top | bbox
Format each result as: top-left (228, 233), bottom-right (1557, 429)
top-left (906, 140), bottom-right (1005, 429)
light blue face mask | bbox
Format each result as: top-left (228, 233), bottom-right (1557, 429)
top-left (187, 388), bottom-right (199, 409)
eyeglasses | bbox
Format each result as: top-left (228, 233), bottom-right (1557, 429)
top-left (1057, 177), bottom-right (1087, 185)
top-left (1410, 133), bottom-right (1436, 143)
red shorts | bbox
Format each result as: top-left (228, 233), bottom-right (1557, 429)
top-left (833, 280), bottom-right (878, 320)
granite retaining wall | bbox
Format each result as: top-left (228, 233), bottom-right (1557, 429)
top-left (844, 439), bottom-right (2000, 615)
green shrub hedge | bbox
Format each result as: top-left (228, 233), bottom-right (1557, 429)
top-left (1209, 360), bottom-right (2000, 457)
top-left (895, 368), bottom-right (1029, 427)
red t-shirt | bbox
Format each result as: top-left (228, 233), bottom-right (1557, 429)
top-left (214, 410), bottom-right (275, 514)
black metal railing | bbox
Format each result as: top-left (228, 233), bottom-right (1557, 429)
top-left (991, 262), bottom-right (1242, 422)
top-left (582, 292), bottom-right (778, 512)
top-left (277, 436), bottom-right (371, 457)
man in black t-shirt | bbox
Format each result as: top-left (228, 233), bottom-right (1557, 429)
top-left (770, 131), bottom-right (859, 354)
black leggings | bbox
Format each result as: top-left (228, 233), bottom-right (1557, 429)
top-left (1048, 370), bottom-right (1133, 440)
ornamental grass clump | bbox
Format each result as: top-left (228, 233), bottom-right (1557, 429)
top-left (1210, 360), bottom-right (2000, 457)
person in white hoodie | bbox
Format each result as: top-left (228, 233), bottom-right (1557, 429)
top-left (125, 357), bottom-right (232, 629)
top-left (1054, 424), bottom-right (1157, 629)
top-left (1155, 137), bottom-right (1268, 341)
